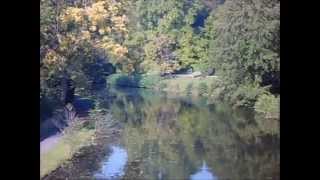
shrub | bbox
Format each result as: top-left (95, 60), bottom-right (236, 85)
top-left (254, 94), bottom-right (279, 119)
top-left (107, 73), bottom-right (139, 87)
top-left (185, 83), bottom-right (193, 96)
top-left (108, 73), bottom-right (162, 88)
top-left (230, 83), bottom-right (267, 108)
top-left (107, 74), bottom-right (127, 86)
top-left (139, 74), bottom-right (162, 88)
top-left (198, 82), bottom-right (208, 96)
top-left (158, 82), bottom-right (167, 91)
top-left (207, 80), bottom-right (223, 102)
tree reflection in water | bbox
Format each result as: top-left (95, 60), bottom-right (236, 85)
top-left (95, 88), bottom-right (280, 180)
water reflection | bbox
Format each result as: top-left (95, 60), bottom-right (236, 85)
top-left (190, 161), bottom-right (217, 180)
top-left (94, 88), bottom-right (279, 179)
top-left (94, 146), bottom-right (128, 179)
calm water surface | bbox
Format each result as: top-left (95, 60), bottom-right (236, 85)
top-left (42, 87), bottom-right (279, 180)
top-left (91, 88), bottom-right (279, 180)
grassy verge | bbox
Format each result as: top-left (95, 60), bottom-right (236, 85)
top-left (107, 73), bottom-right (218, 96)
top-left (40, 122), bottom-right (95, 178)
top-left (156, 76), bottom-right (217, 96)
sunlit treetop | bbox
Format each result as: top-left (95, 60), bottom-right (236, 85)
top-left (60, 0), bottom-right (129, 59)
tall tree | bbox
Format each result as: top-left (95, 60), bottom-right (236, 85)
top-left (40, 0), bottom-right (130, 108)
top-left (205, 0), bottom-right (280, 106)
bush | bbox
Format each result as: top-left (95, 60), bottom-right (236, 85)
top-left (207, 80), bottom-right (223, 102)
top-left (158, 82), bottom-right (167, 91)
top-left (107, 73), bottom-right (139, 87)
top-left (185, 83), bottom-right (193, 96)
top-left (107, 73), bottom-right (162, 88)
top-left (198, 82), bottom-right (208, 96)
top-left (254, 94), bottom-right (279, 119)
top-left (230, 83), bottom-right (267, 108)
top-left (108, 74), bottom-right (128, 86)
top-left (139, 74), bottom-right (162, 88)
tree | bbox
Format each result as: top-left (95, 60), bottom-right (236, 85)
top-left (126, 0), bottom-right (210, 74)
top-left (205, 0), bottom-right (280, 107)
top-left (144, 34), bottom-right (179, 74)
top-left (40, 0), bottom-right (130, 112)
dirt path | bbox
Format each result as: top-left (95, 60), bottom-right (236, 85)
top-left (40, 133), bottom-right (62, 154)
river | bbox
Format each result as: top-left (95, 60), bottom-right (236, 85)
top-left (41, 87), bottom-right (280, 180)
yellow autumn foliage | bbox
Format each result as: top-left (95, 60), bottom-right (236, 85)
top-left (81, 30), bottom-right (91, 40)
top-left (59, 0), bottom-right (128, 58)
top-left (43, 50), bottom-right (66, 72)
top-left (61, 7), bottom-right (84, 24)
top-left (43, 50), bottom-right (59, 65)
top-left (86, 1), bottom-right (109, 26)
top-left (98, 29), bottom-right (105, 35)
top-left (89, 26), bottom-right (97, 32)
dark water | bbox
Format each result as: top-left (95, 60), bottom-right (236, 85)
top-left (91, 88), bottom-right (279, 180)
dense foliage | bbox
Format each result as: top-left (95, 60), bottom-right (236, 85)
top-left (41, 0), bottom-right (280, 117)
top-left (40, 0), bottom-right (130, 117)
top-left (125, 0), bottom-right (279, 112)
top-left (205, 0), bottom-right (280, 108)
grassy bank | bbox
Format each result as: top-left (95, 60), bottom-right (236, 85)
top-left (107, 73), bottom-right (218, 97)
top-left (107, 73), bottom-right (279, 120)
top-left (40, 124), bottom-right (95, 178)
top-left (41, 111), bottom-right (120, 179)
top-left (158, 76), bottom-right (218, 96)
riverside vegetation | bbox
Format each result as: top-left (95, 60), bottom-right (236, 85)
top-left (41, 0), bottom-right (279, 119)
top-left (40, 0), bottom-right (280, 179)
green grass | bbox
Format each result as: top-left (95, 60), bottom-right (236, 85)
top-left (156, 76), bottom-right (217, 96)
top-left (107, 73), bottom-right (218, 96)
top-left (40, 129), bottom-right (95, 178)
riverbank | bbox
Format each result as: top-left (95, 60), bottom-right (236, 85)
top-left (40, 119), bottom-right (95, 178)
top-left (41, 86), bottom-right (279, 180)
top-left (40, 134), bottom-right (63, 154)
top-left (107, 73), bottom-right (219, 97)
top-left (40, 107), bottom-right (102, 178)
top-left (157, 76), bottom-right (218, 96)
top-left (41, 112), bottom-right (122, 179)
top-left (107, 73), bottom-right (279, 120)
